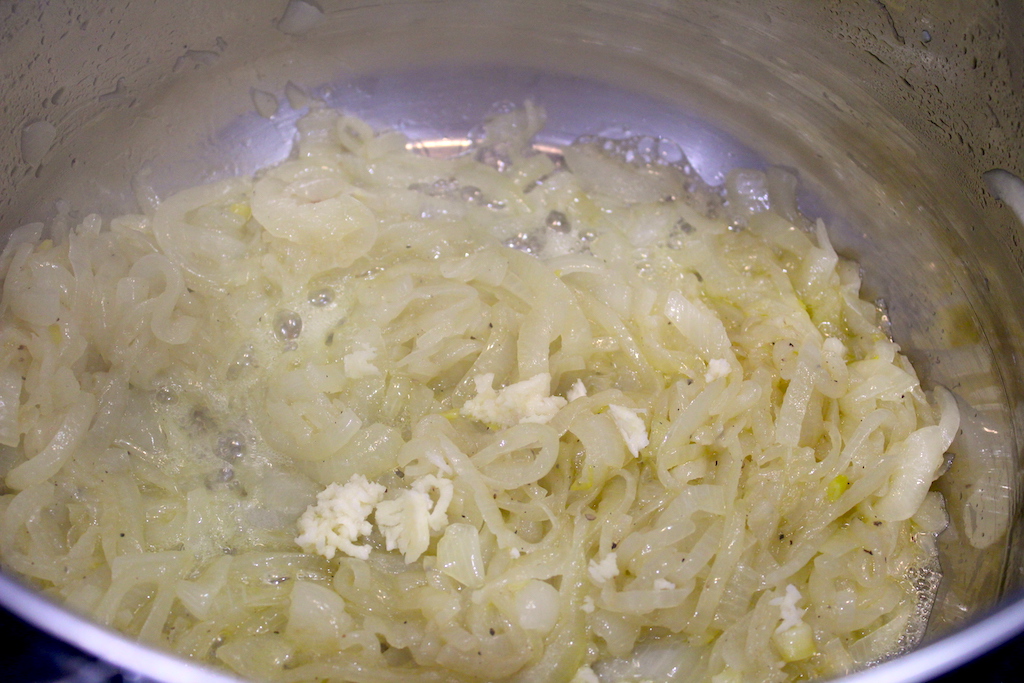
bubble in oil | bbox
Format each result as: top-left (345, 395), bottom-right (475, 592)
top-left (476, 146), bottom-right (510, 172)
top-left (274, 310), bottom-right (302, 341)
top-left (875, 298), bottom-right (894, 340)
top-left (226, 344), bottom-right (257, 380)
top-left (411, 178), bottom-right (454, 197)
top-left (308, 287), bottom-right (334, 307)
top-left (635, 248), bottom-right (657, 279)
top-left (460, 186), bottom-right (485, 205)
top-left (878, 562), bottom-right (943, 664)
top-left (432, 178), bottom-right (459, 195)
top-left (545, 210), bottom-right (570, 233)
top-left (190, 407), bottom-right (215, 433)
top-left (206, 466), bottom-right (235, 487)
top-left (656, 138), bottom-right (685, 164)
top-left (217, 431), bottom-right (246, 460)
top-left (675, 218), bottom-right (696, 235)
top-left (488, 100), bottom-right (518, 116)
top-left (504, 231), bottom-right (543, 255)
top-left (155, 387), bottom-right (178, 404)
top-left (635, 136), bottom-right (656, 160)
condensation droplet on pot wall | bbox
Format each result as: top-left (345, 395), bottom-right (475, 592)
top-left (20, 120), bottom-right (56, 166)
top-left (251, 89), bottom-right (279, 119)
top-left (277, 0), bottom-right (324, 36)
top-left (173, 49), bottom-right (220, 73)
top-left (97, 77), bottom-right (127, 102)
top-left (983, 169), bottom-right (1024, 229)
top-left (285, 81), bottom-right (316, 110)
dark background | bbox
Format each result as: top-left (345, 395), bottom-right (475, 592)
top-left (0, 603), bottom-right (1017, 682)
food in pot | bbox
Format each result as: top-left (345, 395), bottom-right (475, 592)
top-left (0, 103), bottom-right (958, 682)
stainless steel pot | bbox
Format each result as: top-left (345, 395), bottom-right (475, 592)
top-left (1, 1), bottom-right (1022, 681)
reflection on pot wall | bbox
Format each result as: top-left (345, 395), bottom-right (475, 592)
top-left (0, 0), bottom-right (1022, 677)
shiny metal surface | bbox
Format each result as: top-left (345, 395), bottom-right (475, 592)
top-left (0, 572), bottom-right (242, 683)
top-left (1, 1), bottom-right (1022, 681)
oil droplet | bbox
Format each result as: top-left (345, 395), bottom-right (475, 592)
top-left (274, 310), bottom-right (302, 341)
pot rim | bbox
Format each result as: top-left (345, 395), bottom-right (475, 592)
top-left (0, 570), bottom-right (242, 683)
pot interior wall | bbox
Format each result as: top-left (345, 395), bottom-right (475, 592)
top-left (1, 0), bottom-right (1023, 674)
